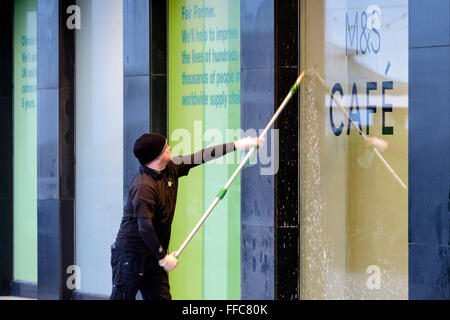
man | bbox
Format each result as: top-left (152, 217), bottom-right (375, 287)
top-left (110, 133), bottom-right (260, 300)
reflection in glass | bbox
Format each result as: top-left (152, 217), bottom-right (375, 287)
top-left (299, 0), bottom-right (408, 299)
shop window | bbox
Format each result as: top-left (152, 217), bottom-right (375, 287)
top-left (13, 0), bottom-right (37, 284)
top-left (75, 0), bottom-right (123, 295)
top-left (168, 0), bottom-right (241, 299)
top-left (299, 0), bottom-right (408, 299)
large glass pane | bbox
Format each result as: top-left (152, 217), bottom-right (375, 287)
top-left (168, 0), bottom-right (241, 299)
top-left (75, 0), bottom-right (123, 295)
top-left (299, 0), bottom-right (408, 299)
top-left (13, 0), bottom-right (37, 283)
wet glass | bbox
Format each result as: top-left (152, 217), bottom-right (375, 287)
top-left (299, 0), bottom-right (408, 299)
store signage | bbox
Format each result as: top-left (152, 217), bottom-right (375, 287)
top-left (329, 4), bottom-right (403, 137)
top-left (346, 7), bottom-right (381, 55)
top-left (330, 81), bottom-right (394, 136)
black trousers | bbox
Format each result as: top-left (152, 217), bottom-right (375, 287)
top-left (109, 244), bottom-right (171, 300)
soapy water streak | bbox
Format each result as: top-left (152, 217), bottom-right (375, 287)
top-left (300, 74), bottom-right (334, 299)
top-left (299, 71), bottom-right (407, 299)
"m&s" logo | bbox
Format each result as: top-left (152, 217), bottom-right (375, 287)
top-left (346, 5), bottom-right (381, 56)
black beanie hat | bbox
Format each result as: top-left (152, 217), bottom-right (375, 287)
top-left (133, 133), bottom-right (168, 165)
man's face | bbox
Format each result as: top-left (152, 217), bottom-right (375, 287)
top-left (162, 144), bottom-right (172, 163)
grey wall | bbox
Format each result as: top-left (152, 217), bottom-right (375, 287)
top-left (240, 0), bottom-right (300, 301)
top-left (123, 0), bottom-right (150, 201)
top-left (123, 0), bottom-right (167, 202)
top-left (37, 0), bottom-right (75, 300)
top-left (409, 0), bottom-right (450, 300)
top-left (37, 0), bottom-right (60, 300)
top-left (240, 0), bottom-right (275, 300)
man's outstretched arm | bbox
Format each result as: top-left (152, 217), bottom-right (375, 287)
top-left (173, 137), bottom-right (260, 177)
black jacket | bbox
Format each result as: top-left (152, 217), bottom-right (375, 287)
top-left (114, 142), bottom-right (236, 260)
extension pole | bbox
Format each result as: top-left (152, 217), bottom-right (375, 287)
top-left (174, 71), bottom-right (307, 258)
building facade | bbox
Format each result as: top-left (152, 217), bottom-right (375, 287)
top-left (0, 0), bottom-right (448, 300)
